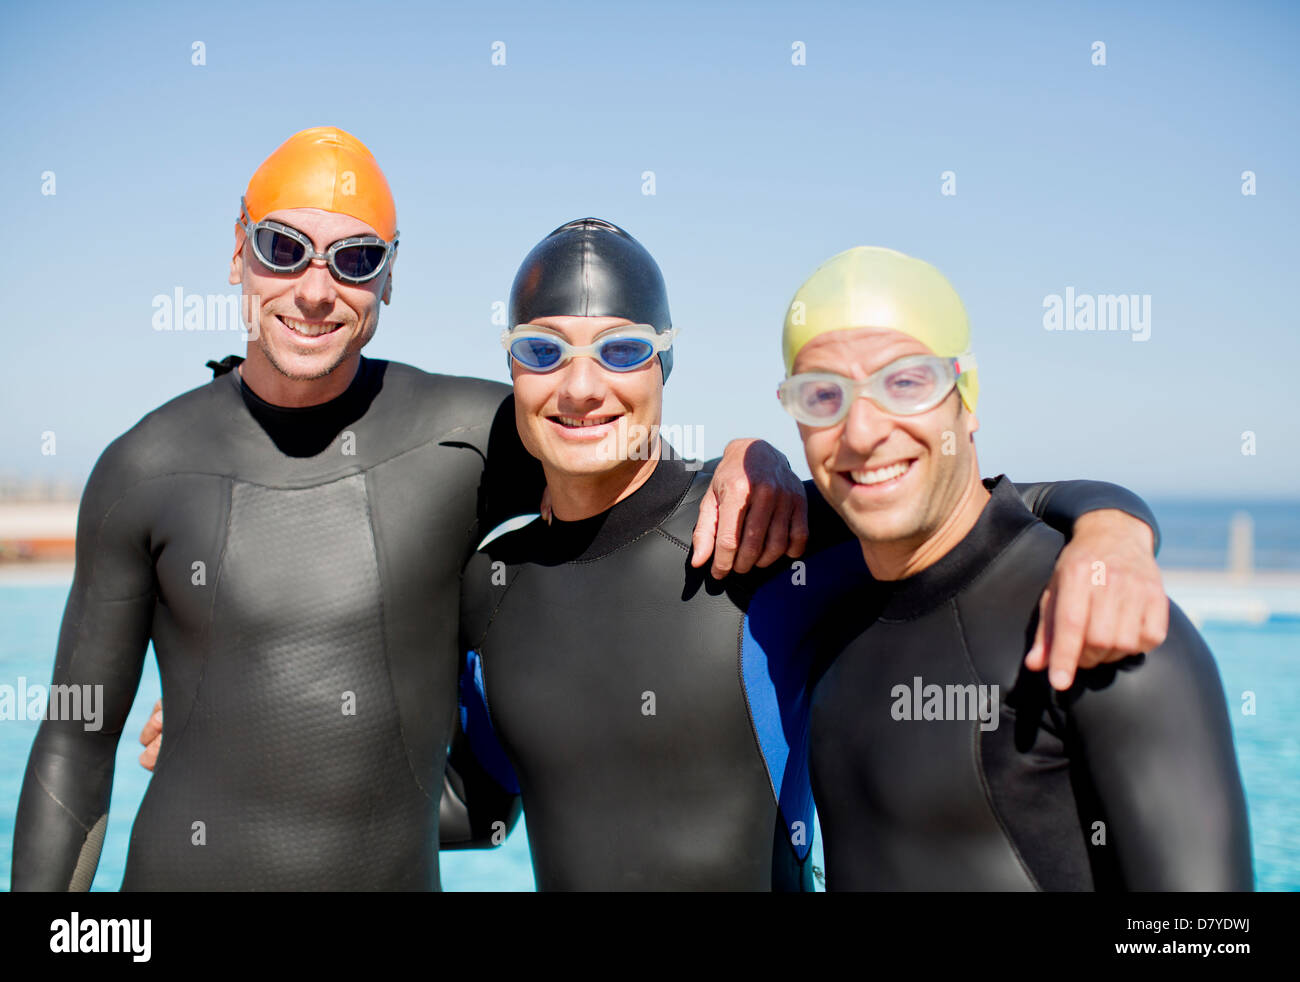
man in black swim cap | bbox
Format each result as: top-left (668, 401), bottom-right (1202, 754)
top-left (510, 217), bottom-right (675, 377)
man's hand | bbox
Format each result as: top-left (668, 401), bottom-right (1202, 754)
top-left (1025, 509), bottom-right (1170, 690)
top-left (138, 699), bottom-right (162, 771)
top-left (690, 438), bottom-right (809, 578)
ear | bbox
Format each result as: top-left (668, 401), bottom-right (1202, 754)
top-left (229, 223), bottom-right (247, 287)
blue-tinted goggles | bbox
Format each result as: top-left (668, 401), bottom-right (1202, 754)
top-left (502, 326), bottom-right (676, 373)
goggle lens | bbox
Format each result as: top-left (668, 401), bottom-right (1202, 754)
top-left (510, 337), bottom-right (564, 369)
top-left (791, 377), bottom-right (846, 420)
top-left (255, 227), bottom-right (307, 269)
top-left (333, 243), bottom-right (388, 280)
top-left (880, 360), bottom-right (943, 411)
top-left (598, 338), bottom-right (655, 369)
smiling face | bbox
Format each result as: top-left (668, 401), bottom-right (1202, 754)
top-left (792, 327), bottom-right (982, 558)
top-left (511, 315), bottom-right (665, 483)
top-left (230, 206), bottom-right (393, 399)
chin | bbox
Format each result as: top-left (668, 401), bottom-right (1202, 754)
top-left (548, 448), bottom-right (622, 478)
top-left (838, 501), bottom-right (924, 547)
top-left (264, 343), bottom-right (351, 381)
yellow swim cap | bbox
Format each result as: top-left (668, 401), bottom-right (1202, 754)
top-left (243, 127), bottom-right (397, 241)
top-left (782, 246), bottom-right (978, 412)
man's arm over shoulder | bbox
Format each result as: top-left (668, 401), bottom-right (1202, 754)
top-left (1013, 479), bottom-right (1161, 552)
top-left (12, 435), bottom-right (156, 890)
top-left (422, 374), bottom-right (544, 536)
top-left (439, 687), bottom-right (523, 850)
top-left (442, 551), bottom-right (523, 849)
top-left (1063, 602), bottom-right (1254, 890)
top-left (804, 478), bottom-right (1163, 558)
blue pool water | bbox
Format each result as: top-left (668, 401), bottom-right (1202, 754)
top-left (0, 583), bottom-right (1293, 891)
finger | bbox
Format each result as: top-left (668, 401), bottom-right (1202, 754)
top-left (732, 483), bottom-right (778, 574)
top-left (786, 490), bottom-right (810, 559)
top-left (711, 484), bottom-right (748, 579)
top-left (1077, 644), bottom-right (1111, 672)
top-left (140, 703), bottom-right (163, 745)
top-left (1080, 567), bottom-right (1121, 665)
top-left (1138, 589), bottom-right (1171, 654)
top-left (1024, 587), bottom-right (1051, 670)
top-left (1047, 561), bottom-right (1092, 690)
top-left (1106, 581), bottom-right (1145, 661)
top-left (139, 735), bottom-right (161, 772)
top-left (691, 488), bottom-right (721, 568)
top-left (753, 491), bottom-right (795, 570)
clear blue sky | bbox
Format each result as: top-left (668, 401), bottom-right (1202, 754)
top-left (2, 0), bottom-right (1297, 497)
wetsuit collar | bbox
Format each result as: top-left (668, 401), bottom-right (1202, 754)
top-left (536, 452), bottom-right (697, 563)
top-left (234, 356), bottom-right (385, 458)
top-left (874, 475), bottom-right (1039, 621)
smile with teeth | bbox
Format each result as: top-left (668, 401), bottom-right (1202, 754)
top-left (846, 460), bottom-right (914, 486)
top-left (550, 414), bottom-right (621, 428)
top-left (280, 315), bottom-right (343, 338)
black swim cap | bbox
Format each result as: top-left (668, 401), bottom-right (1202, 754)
top-left (508, 218), bottom-right (674, 381)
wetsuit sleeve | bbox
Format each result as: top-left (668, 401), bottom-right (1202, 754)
top-left (477, 392), bottom-right (546, 532)
top-left (1013, 480), bottom-right (1161, 554)
top-left (439, 705), bottom-right (523, 849)
top-left (439, 649), bottom-right (523, 849)
top-left (1062, 602), bottom-right (1253, 889)
top-left (441, 552), bottom-right (523, 849)
top-left (12, 440), bottom-right (154, 890)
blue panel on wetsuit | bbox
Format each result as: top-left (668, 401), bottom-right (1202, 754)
top-left (741, 539), bottom-right (871, 861)
top-left (459, 650), bottom-right (521, 795)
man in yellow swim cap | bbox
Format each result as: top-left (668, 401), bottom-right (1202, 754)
top-left (779, 247), bottom-right (1250, 891)
top-left (782, 246), bottom-right (1168, 683)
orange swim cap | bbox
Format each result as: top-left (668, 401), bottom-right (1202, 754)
top-left (243, 127), bottom-right (397, 240)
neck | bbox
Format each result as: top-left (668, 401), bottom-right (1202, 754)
top-left (238, 350), bottom-right (362, 408)
top-left (859, 460), bottom-right (991, 581)
top-left (543, 444), bottom-right (663, 522)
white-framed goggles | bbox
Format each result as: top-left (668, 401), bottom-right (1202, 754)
top-left (778, 353), bottom-right (974, 426)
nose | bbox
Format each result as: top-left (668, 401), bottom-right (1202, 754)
top-left (838, 392), bottom-right (894, 457)
top-left (294, 259), bottom-right (337, 311)
top-left (555, 352), bottom-right (608, 407)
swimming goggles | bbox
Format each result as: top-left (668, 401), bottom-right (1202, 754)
top-left (778, 353), bottom-right (973, 426)
top-left (238, 196), bottom-right (398, 284)
top-left (502, 326), bottom-right (677, 373)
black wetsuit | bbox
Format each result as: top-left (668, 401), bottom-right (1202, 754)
top-left (808, 475), bottom-right (1254, 891)
top-left (458, 456), bottom-right (1164, 891)
top-left (12, 356), bottom-right (536, 891)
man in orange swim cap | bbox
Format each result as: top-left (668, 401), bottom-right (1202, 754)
top-left (12, 127), bottom-right (811, 890)
top-left (234, 126), bottom-right (400, 403)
